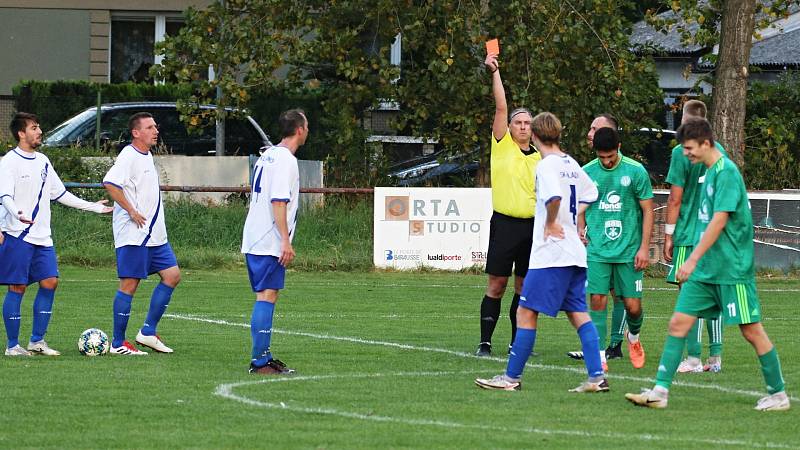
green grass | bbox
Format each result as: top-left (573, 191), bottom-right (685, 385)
top-left (51, 197), bottom-right (373, 271)
top-left (1, 267), bottom-right (798, 449)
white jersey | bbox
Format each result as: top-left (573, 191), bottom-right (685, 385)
top-left (529, 153), bottom-right (598, 269)
top-left (0, 148), bottom-right (66, 247)
top-left (103, 145), bottom-right (167, 248)
top-left (241, 145), bottom-right (300, 256)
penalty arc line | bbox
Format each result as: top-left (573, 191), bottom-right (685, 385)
top-left (165, 313), bottom-right (797, 401)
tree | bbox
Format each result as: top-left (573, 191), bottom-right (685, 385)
top-left (158, 0), bottom-right (663, 186)
top-left (646, 0), bottom-right (799, 166)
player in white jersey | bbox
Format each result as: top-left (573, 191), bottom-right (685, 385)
top-left (102, 112), bottom-right (180, 356)
top-left (243, 109), bottom-right (307, 375)
top-left (476, 112), bottom-right (608, 393)
top-left (1, 112), bottom-right (111, 357)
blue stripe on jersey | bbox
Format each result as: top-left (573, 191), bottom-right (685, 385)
top-left (52, 190), bottom-right (66, 202)
top-left (545, 195), bottom-right (561, 205)
top-left (141, 190), bottom-right (162, 246)
top-left (0, 194), bottom-right (11, 200)
top-left (103, 181), bottom-right (123, 190)
top-left (19, 163), bottom-right (49, 241)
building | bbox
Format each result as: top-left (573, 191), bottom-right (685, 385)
top-left (0, 0), bottom-right (209, 139)
top-left (631, 8), bottom-right (800, 129)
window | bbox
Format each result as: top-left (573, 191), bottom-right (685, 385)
top-left (110, 14), bottom-right (183, 83)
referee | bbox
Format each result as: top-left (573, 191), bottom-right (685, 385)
top-left (477, 51), bottom-right (541, 356)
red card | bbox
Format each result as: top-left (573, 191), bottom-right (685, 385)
top-left (485, 38), bottom-right (500, 56)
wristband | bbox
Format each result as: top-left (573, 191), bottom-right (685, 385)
top-left (664, 223), bottom-right (675, 235)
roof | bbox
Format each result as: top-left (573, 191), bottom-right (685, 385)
top-left (630, 11), bottom-right (705, 55)
top-left (698, 27), bottom-right (800, 68)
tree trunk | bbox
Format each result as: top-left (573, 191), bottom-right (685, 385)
top-left (710, 0), bottom-right (757, 167)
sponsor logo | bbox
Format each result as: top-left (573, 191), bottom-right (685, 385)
top-left (386, 196), bottom-right (481, 236)
top-left (427, 253), bottom-right (462, 261)
top-left (385, 249), bottom-right (421, 261)
top-left (698, 201), bottom-right (710, 223)
top-left (471, 251), bottom-right (487, 263)
top-left (604, 220), bottom-right (622, 240)
top-left (707, 184), bottom-right (714, 196)
top-left (385, 196), bottom-right (409, 221)
top-left (41, 168), bottom-right (48, 181)
top-left (620, 175), bottom-right (631, 187)
top-left (560, 170), bottom-right (580, 179)
top-left (599, 191), bottom-right (622, 212)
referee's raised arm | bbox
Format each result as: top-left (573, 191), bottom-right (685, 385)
top-left (485, 53), bottom-right (507, 142)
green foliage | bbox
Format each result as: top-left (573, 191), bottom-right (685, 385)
top-left (743, 73), bottom-right (800, 189)
top-left (157, 0), bottom-right (663, 186)
top-left (12, 80), bottom-right (190, 131)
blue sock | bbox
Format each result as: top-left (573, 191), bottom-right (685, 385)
top-left (578, 321), bottom-right (604, 379)
top-left (3, 291), bottom-right (24, 348)
top-left (141, 283), bottom-right (174, 336)
top-left (30, 287), bottom-right (56, 342)
top-left (250, 301), bottom-right (275, 367)
top-left (112, 291), bottom-right (133, 348)
top-left (506, 327), bottom-right (536, 379)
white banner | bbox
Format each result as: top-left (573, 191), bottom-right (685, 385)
top-left (373, 187), bottom-right (493, 270)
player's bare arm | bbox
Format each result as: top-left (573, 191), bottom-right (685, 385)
top-left (103, 183), bottom-right (146, 227)
top-left (271, 200), bottom-right (295, 267)
top-left (636, 198), bottom-right (654, 271)
top-left (543, 198), bottom-right (565, 240)
top-left (663, 185), bottom-right (684, 263)
top-left (486, 53), bottom-right (507, 141)
top-left (676, 211), bottom-right (729, 282)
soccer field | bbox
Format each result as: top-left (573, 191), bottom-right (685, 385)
top-left (1, 266), bottom-right (797, 449)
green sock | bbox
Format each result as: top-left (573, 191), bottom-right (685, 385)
top-left (708, 315), bottom-right (723, 357)
top-left (758, 348), bottom-right (785, 394)
top-left (686, 318), bottom-right (702, 358)
top-left (627, 310), bottom-right (643, 336)
top-left (655, 334), bottom-right (686, 390)
top-left (610, 297), bottom-right (626, 346)
top-left (589, 309), bottom-right (608, 349)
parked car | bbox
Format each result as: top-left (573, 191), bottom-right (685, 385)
top-left (43, 102), bottom-right (271, 156)
top-left (388, 128), bottom-right (677, 187)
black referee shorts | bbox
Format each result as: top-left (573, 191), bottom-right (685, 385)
top-left (485, 211), bottom-right (534, 278)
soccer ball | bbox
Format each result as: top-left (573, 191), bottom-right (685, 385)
top-left (78, 328), bottom-right (109, 356)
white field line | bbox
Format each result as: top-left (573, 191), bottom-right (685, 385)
top-left (223, 312), bottom-right (798, 322)
top-left (215, 371), bottom-right (796, 449)
top-left (165, 313), bottom-right (797, 401)
top-left (59, 279), bottom-right (800, 293)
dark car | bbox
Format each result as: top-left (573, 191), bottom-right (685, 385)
top-left (388, 128), bottom-right (677, 187)
top-left (43, 102), bottom-right (271, 156)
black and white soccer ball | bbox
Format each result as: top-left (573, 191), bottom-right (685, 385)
top-left (78, 328), bottom-right (109, 356)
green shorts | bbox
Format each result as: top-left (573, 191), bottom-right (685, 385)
top-left (666, 245), bottom-right (692, 285)
top-left (587, 261), bottom-right (643, 299)
top-left (675, 279), bottom-right (761, 325)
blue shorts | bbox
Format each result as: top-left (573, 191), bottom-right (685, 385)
top-left (116, 243), bottom-right (178, 279)
top-left (519, 266), bottom-right (588, 317)
top-left (0, 232), bottom-right (59, 285)
top-left (245, 254), bottom-right (285, 292)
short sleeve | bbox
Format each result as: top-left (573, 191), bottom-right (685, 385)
top-left (268, 154), bottom-right (292, 203)
top-left (578, 168), bottom-right (598, 204)
top-left (536, 159), bottom-right (561, 204)
top-left (712, 165), bottom-right (741, 213)
top-left (634, 165), bottom-right (654, 200)
top-left (103, 150), bottom-right (131, 189)
top-left (665, 145), bottom-right (689, 187)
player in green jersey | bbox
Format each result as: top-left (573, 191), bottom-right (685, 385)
top-left (664, 100), bottom-right (725, 374)
top-left (626, 118), bottom-right (789, 411)
top-left (580, 127), bottom-right (654, 371)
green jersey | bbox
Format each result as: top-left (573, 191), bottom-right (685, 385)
top-left (665, 141), bottom-right (728, 246)
top-left (583, 155), bottom-right (654, 262)
top-left (692, 156), bottom-right (755, 284)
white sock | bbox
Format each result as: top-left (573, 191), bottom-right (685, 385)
top-left (653, 385), bottom-right (669, 397)
top-left (600, 350), bottom-right (607, 363)
top-left (627, 332), bottom-right (639, 343)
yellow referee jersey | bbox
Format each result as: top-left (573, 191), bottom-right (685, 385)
top-left (490, 130), bottom-right (540, 218)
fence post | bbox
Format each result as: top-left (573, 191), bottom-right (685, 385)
top-left (94, 90), bottom-right (102, 151)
